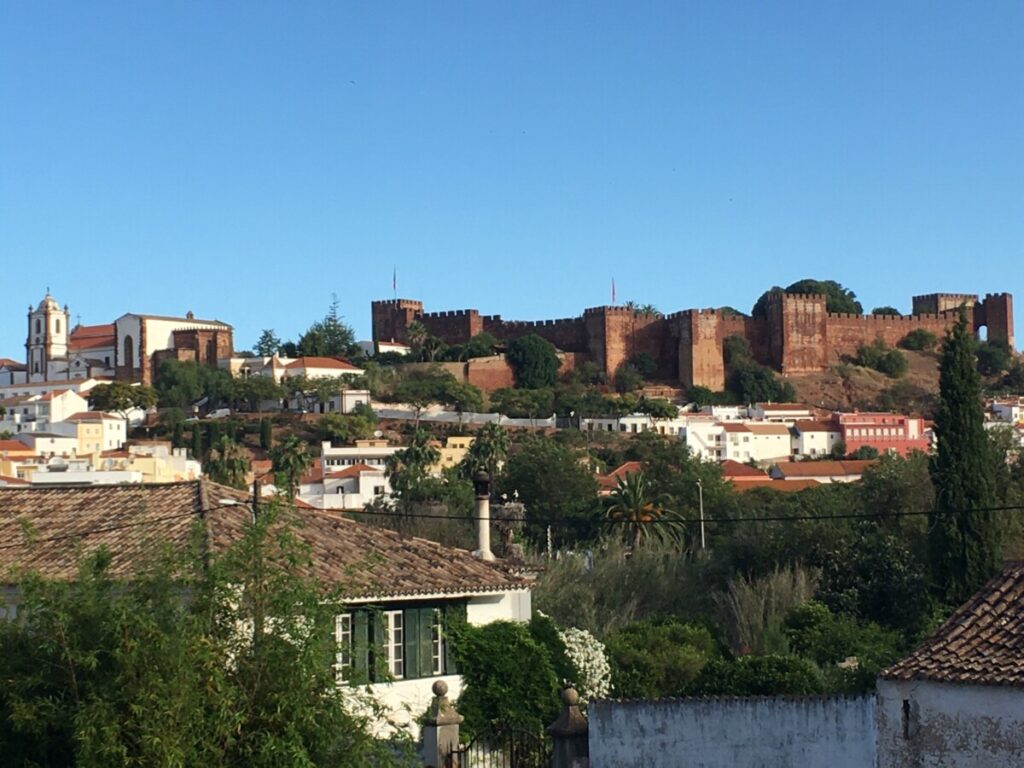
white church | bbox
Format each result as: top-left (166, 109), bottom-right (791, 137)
top-left (1, 292), bottom-right (234, 387)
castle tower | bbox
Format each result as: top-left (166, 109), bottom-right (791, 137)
top-left (25, 292), bottom-right (69, 379)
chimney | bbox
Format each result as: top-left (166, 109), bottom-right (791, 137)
top-left (472, 470), bottom-right (495, 561)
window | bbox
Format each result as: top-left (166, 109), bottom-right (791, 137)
top-left (385, 610), bottom-right (404, 678)
top-left (55, 318), bottom-right (61, 334)
top-left (35, 319), bottom-right (40, 334)
top-left (374, 485), bottom-right (385, 496)
top-left (431, 609), bottom-right (444, 675)
top-left (335, 613), bottom-right (353, 681)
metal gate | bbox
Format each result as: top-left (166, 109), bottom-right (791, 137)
top-left (444, 724), bottom-right (551, 768)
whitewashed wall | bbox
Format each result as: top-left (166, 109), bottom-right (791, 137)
top-left (877, 679), bottom-right (1024, 768)
top-left (588, 695), bottom-right (877, 768)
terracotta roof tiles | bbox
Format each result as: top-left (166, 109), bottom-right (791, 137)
top-left (0, 481), bottom-right (527, 600)
top-left (882, 563), bottom-right (1024, 687)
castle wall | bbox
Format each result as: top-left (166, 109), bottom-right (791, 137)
top-left (371, 290), bottom-right (1015, 394)
top-left (824, 311), bottom-right (961, 362)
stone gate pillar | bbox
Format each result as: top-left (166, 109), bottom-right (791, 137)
top-left (548, 687), bottom-right (589, 768)
top-left (420, 680), bottom-right (463, 768)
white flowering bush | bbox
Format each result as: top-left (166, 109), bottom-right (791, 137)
top-left (557, 626), bottom-right (612, 701)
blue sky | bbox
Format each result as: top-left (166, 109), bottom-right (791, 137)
top-left (2, 1), bottom-right (1022, 359)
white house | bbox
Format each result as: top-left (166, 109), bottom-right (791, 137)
top-left (299, 463), bottom-right (391, 510)
top-left (877, 563), bottom-right (1024, 767)
top-left (990, 397), bottom-right (1024, 424)
top-left (790, 420), bottom-right (843, 458)
top-left (321, 438), bottom-right (402, 471)
top-left (0, 480), bottom-right (531, 739)
top-left (15, 431), bottom-right (80, 457)
top-left (679, 418), bottom-right (727, 461)
top-left (584, 411), bottom-right (689, 437)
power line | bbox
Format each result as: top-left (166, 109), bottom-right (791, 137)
top-left (4, 500), bottom-right (1024, 552)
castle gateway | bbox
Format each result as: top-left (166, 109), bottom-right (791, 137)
top-left (372, 292), bottom-right (1013, 391)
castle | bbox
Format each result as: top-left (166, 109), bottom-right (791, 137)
top-left (372, 292), bottom-right (1014, 391)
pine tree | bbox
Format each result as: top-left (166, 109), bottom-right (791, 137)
top-left (929, 310), bottom-right (1001, 604)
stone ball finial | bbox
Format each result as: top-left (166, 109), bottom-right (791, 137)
top-left (432, 680), bottom-right (449, 697)
top-left (562, 687), bottom-right (580, 706)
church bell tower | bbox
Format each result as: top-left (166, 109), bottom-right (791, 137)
top-left (26, 291), bottom-right (69, 379)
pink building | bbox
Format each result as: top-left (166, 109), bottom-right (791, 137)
top-left (837, 412), bottom-right (929, 456)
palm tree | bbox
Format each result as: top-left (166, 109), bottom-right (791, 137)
top-left (386, 428), bottom-right (441, 499)
top-left (203, 436), bottom-right (251, 490)
top-left (270, 435), bottom-right (311, 500)
top-left (464, 422), bottom-right (510, 478)
top-left (605, 471), bottom-right (684, 550)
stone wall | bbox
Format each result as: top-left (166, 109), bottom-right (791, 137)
top-left (371, 291), bottom-right (1015, 392)
top-left (588, 695), bottom-right (877, 768)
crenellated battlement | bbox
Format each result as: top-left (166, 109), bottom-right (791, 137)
top-left (371, 288), bottom-right (1014, 391)
top-left (421, 309), bottom-right (480, 319)
top-left (371, 298), bottom-right (423, 309)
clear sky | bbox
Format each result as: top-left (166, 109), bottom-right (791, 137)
top-left (2, 1), bottom-right (1022, 359)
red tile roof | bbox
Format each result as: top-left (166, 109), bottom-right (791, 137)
top-left (66, 411), bottom-right (118, 421)
top-left (0, 358), bottom-right (24, 368)
top-left (327, 463), bottom-right (383, 480)
top-left (596, 461), bottom-right (644, 492)
top-left (0, 440), bottom-right (33, 453)
top-left (0, 474), bottom-right (28, 485)
top-left (722, 423), bottom-right (751, 433)
top-left (794, 420), bottom-right (839, 433)
top-left (882, 563), bottom-right (1024, 687)
top-left (285, 357), bottom-right (361, 372)
top-left (0, 481), bottom-right (527, 599)
top-left (774, 460), bottom-right (876, 478)
top-left (756, 403), bottom-right (809, 411)
top-left (733, 479), bottom-right (822, 493)
top-left (720, 460), bottom-right (767, 478)
top-left (38, 389), bottom-right (72, 402)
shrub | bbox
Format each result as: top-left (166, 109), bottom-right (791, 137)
top-left (604, 619), bottom-right (720, 699)
top-left (900, 329), bottom-right (937, 351)
top-left (855, 339), bottom-right (907, 378)
top-left (976, 340), bottom-right (1012, 377)
top-left (506, 335), bottom-right (560, 389)
top-left (449, 620), bottom-right (560, 736)
top-left (558, 627), bottom-right (612, 702)
top-left (691, 654), bottom-right (824, 695)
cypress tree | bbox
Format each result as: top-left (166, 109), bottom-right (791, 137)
top-left (171, 420), bottom-right (184, 449)
top-left (191, 427), bottom-right (203, 461)
top-left (929, 310), bottom-right (1000, 604)
top-left (259, 419), bottom-right (273, 451)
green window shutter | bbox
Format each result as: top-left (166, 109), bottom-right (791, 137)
top-left (352, 610), bottom-right (370, 684)
top-left (405, 607), bottom-right (422, 679)
top-left (418, 607), bottom-right (434, 678)
top-left (444, 601), bottom-right (468, 675)
top-left (372, 609), bottom-right (386, 682)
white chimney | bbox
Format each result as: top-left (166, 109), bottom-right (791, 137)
top-left (472, 470), bottom-right (495, 561)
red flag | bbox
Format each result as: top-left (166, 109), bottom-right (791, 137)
top-left (611, 278), bottom-right (616, 305)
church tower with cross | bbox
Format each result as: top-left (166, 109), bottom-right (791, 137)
top-left (25, 290), bottom-right (69, 379)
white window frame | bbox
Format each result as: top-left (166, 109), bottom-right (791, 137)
top-left (431, 609), bottom-right (444, 676)
top-left (335, 612), bottom-right (353, 682)
top-left (385, 609), bottom-right (404, 679)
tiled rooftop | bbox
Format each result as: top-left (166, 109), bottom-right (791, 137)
top-left (0, 481), bottom-right (527, 600)
top-left (882, 563), bottom-right (1024, 687)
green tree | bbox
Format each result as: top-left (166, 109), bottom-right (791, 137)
top-left (0, 509), bottom-right (406, 767)
top-left (462, 422), bottom-right (510, 478)
top-left (976, 339), bottom-right (1012, 377)
top-left (87, 381), bottom-right (158, 421)
top-left (752, 279), bottom-right (862, 317)
top-left (319, 409), bottom-right (377, 445)
top-left (605, 472), bottom-right (684, 550)
top-left (391, 367), bottom-right (463, 425)
top-left (604, 619), bottom-right (719, 699)
top-left (506, 334), bottom-right (560, 389)
top-left (929, 310), bottom-right (1000, 604)
top-left (386, 428), bottom-right (441, 500)
top-left (259, 419), bottom-right (273, 450)
top-left (270, 436), bottom-right (311, 500)
top-left (298, 295), bottom-right (359, 358)
top-left (234, 375), bottom-right (284, 414)
top-left (449, 620), bottom-right (560, 737)
top-left (614, 364), bottom-right (644, 393)
top-left (191, 426), bottom-right (203, 460)
top-left (253, 329), bottom-right (282, 356)
top-left (203, 436), bottom-right (251, 490)
top-left (172, 420), bottom-right (185, 449)
top-left (155, 360), bottom-right (234, 410)
top-left (871, 306), bottom-right (901, 316)
top-left (498, 438), bottom-right (600, 547)
top-left (488, 387), bottom-right (555, 423)
top-left (901, 328), bottom-right (937, 351)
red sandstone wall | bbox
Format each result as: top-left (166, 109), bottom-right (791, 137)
top-left (371, 299), bottom-right (423, 344)
top-left (483, 315), bottom-right (590, 355)
top-left (824, 311), bottom-right (962, 362)
top-left (777, 294), bottom-right (829, 374)
top-left (465, 356), bottom-right (516, 391)
top-left (672, 310), bottom-right (727, 390)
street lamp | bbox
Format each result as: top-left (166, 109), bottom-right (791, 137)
top-left (696, 478), bottom-right (705, 550)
